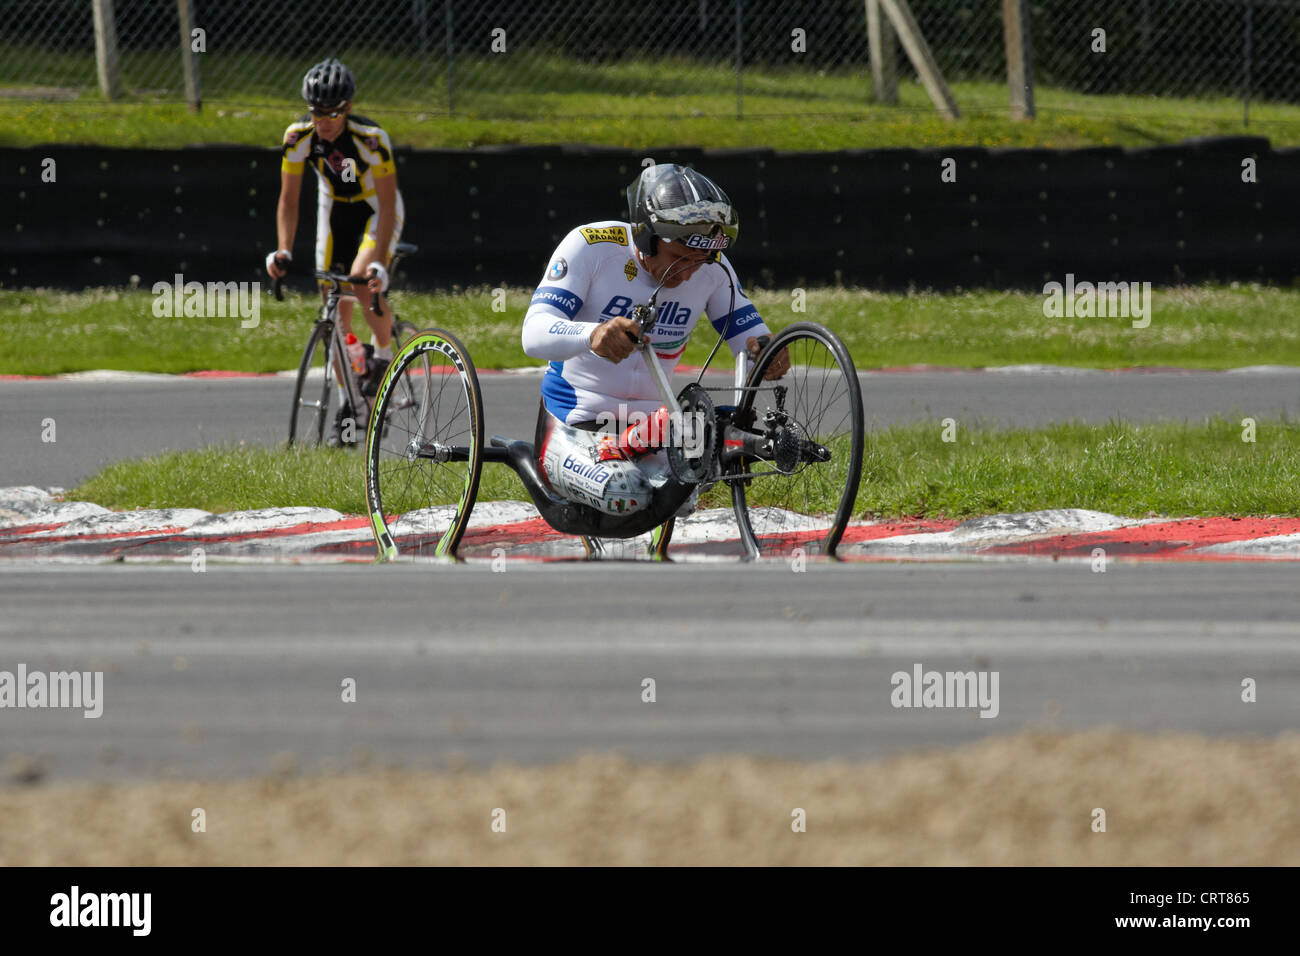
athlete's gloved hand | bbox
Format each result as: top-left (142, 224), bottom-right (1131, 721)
top-left (365, 262), bottom-right (390, 294)
top-left (747, 336), bottom-right (790, 380)
top-left (590, 317), bottom-right (641, 363)
top-left (265, 249), bottom-right (291, 278)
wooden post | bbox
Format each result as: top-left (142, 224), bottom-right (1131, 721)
top-left (877, 0), bottom-right (959, 119)
top-left (445, 0), bottom-right (455, 115)
top-left (92, 0), bottom-right (124, 100)
top-left (178, 0), bottom-right (201, 113)
top-left (735, 0), bottom-right (743, 120)
top-left (866, 0), bottom-right (897, 104)
top-left (1002, 0), bottom-right (1035, 120)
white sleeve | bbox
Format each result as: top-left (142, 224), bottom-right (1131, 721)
top-left (521, 229), bottom-right (599, 360)
top-left (521, 309), bottom-right (597, 360)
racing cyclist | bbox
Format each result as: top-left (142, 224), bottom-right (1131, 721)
top-left (265, 58), bottom-right (405, 446)
top-left (521, 163), bottom-right (789, 519)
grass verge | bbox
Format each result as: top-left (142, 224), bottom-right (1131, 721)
top-left (3, 731), bottom-right (1297, 865)
top-left (6, 284), bottom-right (1300, 377)
top-left (71, 418), bottom-right (1300, 519)
top-left (4, 71), bottom-right (1300, 150)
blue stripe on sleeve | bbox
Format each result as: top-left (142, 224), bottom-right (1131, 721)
top-left (710, 303), bottom-right (763, 338)
top-left (530, 286), bottom-right (584, 320)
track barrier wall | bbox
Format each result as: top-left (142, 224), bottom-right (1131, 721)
top-left (4, 137), bottom-right (1296, 291)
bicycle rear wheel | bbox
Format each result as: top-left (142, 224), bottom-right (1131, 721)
top-left (365, 329), bottom-right (484, 559)
top-left (288, 323), bottom-right (335, 447)
top-left (729, 321), bottom-right (864, 559)
top-left (392, 317), bottom-right (418, 349)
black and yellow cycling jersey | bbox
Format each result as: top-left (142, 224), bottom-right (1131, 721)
top-left (280, 113), bottom-right (398, 202)
top-left (280, 114), bottom-right (405, 272)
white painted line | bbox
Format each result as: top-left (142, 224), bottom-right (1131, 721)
top-left (17, 508), bottom-right (211, 538)
top-left (4, 620), bottom-right (1297, 658)
top-left (846, 508), bottom-right (1131, 553)
top-left (181, 507), bottom-right (345, 535)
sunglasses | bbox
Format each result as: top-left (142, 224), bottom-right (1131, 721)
top-left (308, 104), bottom-right (348, 118)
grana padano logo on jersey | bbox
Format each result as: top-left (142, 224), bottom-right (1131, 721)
top-left (580, 226), bottom-right (627, 246)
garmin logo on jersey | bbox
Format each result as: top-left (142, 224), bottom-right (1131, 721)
top-left (601, 296), bottom-right (692, 327)
top-left (531, 287), bottom-right (583, 319)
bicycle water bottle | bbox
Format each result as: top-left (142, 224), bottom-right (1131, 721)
top-left (345, 334), bottom-right (367, 375)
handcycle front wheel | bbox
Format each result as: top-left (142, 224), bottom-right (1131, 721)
top-left (365, 328), bottom-right (484, 560)
top-left (729, 321), bottom-right (864, 559)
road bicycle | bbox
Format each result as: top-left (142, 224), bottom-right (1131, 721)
top-left (274, 242), bottom-right (423, 447)
top-left (363, 290), bottom-right (864, 561)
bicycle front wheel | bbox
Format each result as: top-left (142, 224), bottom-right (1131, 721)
top-left (729, 321), bottom-right (864, 559)
top-left (365, 328), bottom-right (484, 559)
top-left (288, 323), bottom-right (335, 447)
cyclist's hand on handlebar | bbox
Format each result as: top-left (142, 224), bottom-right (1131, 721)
top-left (265, 250), bottom-right (291, 279)
top-left (747, 336), bottom-right (790, 380)
top-left (365, 262), bottom-right (389, 295)
top-left (590, 317), bottom-right (641, 363)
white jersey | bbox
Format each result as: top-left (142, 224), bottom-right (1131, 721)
top-left (521, 221), bottom-right (769, 424)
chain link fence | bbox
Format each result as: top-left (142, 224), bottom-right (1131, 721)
top-left (2, 0), bottom-right (1297, 119)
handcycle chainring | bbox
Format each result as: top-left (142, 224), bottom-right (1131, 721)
top-left (666, 383), bottom-right (717, 485)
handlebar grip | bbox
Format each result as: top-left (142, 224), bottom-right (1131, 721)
top-left (272, 276), bottom-right (283, 301)
top-left (371, 292), bottom-right (383, 318)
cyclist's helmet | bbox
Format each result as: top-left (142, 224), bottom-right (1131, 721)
top-left (627, 164), bottom-right (738, 261)
top-left (301, 58), bottom-right (355, 109)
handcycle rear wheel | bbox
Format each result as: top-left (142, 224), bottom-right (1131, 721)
top-left (729, 321), bottom-right (864, 559)
top-left (365, 328), bottom-right (484, 559)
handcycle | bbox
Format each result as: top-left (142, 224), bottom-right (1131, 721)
top-left (273, 241), bottom-right (423, 447)
top-left (362, 290), bottom-right (864, 561)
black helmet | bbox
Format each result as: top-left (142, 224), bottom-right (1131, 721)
top-left (627, 164), bottom-right (738, 259)
top-left (301, 58), bottom-right (355, 109)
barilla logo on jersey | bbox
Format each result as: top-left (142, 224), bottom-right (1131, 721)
top-left (580, 226), bottom-right (628, 246)
top-left (683, 233), bottom-right (730, 250)
top-left (562, 454), bottom-right (611, 486)
top-left (600, 296), bottom-right (692, 326)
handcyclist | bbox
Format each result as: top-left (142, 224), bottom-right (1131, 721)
top-left (265, 58), bottom-right (405, 447)
top-left (520, 163), bottom-right (790, 517)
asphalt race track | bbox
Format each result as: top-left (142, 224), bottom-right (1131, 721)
top-left (3, 367), bottom-right (1299, 486)
top-left (1, 562), bottom-right (1297, 782)
top-left (2, 369), bottom-right (1299, 788)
